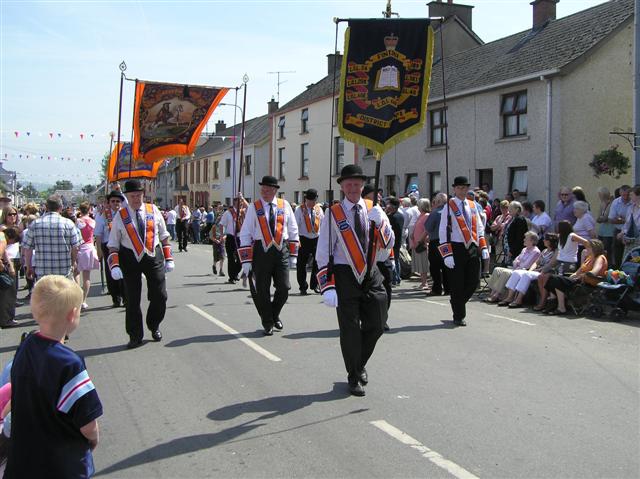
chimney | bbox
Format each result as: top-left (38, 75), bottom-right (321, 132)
top-left (427, 0), bottom-right (474, 31)
top-left (268, 97), bottom-right (279, 115)
top-left (327, 52), bottom-right (343, 75)
top-left (215, 120), bottom-right (226, 135)
top-left (531, 0), bottom-right (558, 28)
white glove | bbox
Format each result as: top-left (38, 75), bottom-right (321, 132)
top-left (367, 205), bottom-right (385, 226)
top-left (165, 260), bottom-right (175, 273)
top-left (111, 266), bottom-right (123, 280)
top-left (322, 289), bottom-right (338, 308)
top-left (242, 262), bottom-right (252, 277)
top-left (481, 249), bottom-right (490, 260)
top-left (289, 256), bottom-right (297, 269)
top-left (444, 256), bottom-right (455, 269)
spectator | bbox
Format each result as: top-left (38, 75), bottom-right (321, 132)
top-left (174, 198), bottom-right (191, 252)
top-left (75, 202), bottom-right (100, 310)
top-left (482, 183), bottom-right (494, 202)
top-left (553, 186), bottom-right (577, 230)
top-left (522, 201), bottom-right (534, 220)
top-left (573, 200), bottom-right (597, 266)
top-left (609, 185), bottom-right (633, 268)
top-left (23, 195), bottom-right (81, 281)
top-left (405, 196), bottom-right (420, 244)
top-left (204, 205), bottom-right (215, 240)
top-left (512, 189), bottom-right (521, 202)
top-left (410, 198), bottom-right (431, 290)
top-left (385, 197), bottom-right (404, 286)
top-left (572, 186), bottom-right (589, 208)
top-left (531, 200), bottom-right (553, 240)
top-left (0, 229), bottom-right (18, 328)
top-left (210, 205), bottom-right (226, 277)
top-left (504, 201), bottom-right (528, 263)
top-left (191, 206), bottom-right (204, 244)
top-left (166, 206), bottom-right (177, 241)
top-left (4, 275), bottom-right (103, 477)
top-left (424, 193), bottom-right (449, 296)
top-left (618, 184), bottom-right (640, 262)
top-left (489, 200), bottom-right (511, 261)
top-left (596, 186), bottom-right (614, 265)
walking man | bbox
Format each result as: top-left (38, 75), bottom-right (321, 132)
top-left (239, 176), bottom-right (299, 335)
top-left (219, 195), bottom-right (247, 284)
top-left (175, 198), bottom-right (190, 252)
top-left (438, 176), bottom-right (489, 326)
top-left (316, 165), bottom-right (394, 396)
top-left (107, 180), bottom-right (174, 348)
top-left (295, 188), bottom-right (323, 295)
top-left (425, 192), bottom-right (449, 296)
top-left (95, 190), bottom-right (127, 307)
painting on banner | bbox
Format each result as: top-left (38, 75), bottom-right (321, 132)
top-left (107, 142), bottom-right (161, 182)
top-left (338, 18), bottom-right (434, 155)
top-left (132, 81), bottom-right (229, 163)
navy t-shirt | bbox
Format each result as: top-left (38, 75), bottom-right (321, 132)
top-left (4, 333), bottom-right (103, 478)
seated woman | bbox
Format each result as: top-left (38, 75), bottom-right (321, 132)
top-left (485, 231), bottom-right (541, 304)
top-left (543, 238), bottom-right (608, 315)
top-left (500, 232), bottom-right (559, 308)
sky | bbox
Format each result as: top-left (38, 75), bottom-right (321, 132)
top-left (0, 0), bottom-right (609, 188)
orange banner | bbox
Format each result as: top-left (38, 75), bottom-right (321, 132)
top-left (107, 142), bottom-right (161, 182)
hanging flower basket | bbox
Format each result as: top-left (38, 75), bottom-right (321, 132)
top-left (588, 145), bottom-right (630, 179)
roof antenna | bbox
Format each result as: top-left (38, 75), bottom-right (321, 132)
top-left (267, 70), bottom-right (296, 102)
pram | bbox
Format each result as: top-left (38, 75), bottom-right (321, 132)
top-left (586, 247), bottom-right (640, 321)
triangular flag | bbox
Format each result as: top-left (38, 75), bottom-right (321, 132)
top-left (57, 133), bottom-right (61, 138)
top-left (14, 131), bottom-right (18, 137)
top-left (80, 134), bottom-right (84, 140)
top-left (49, 132), bottom-right (53, 138)
top-left (26, 132), bottom-right (30, 136)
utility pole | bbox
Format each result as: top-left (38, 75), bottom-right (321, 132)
top-left (267, 70), bottom-right (295, 103)
top-left (635, 0), bottom-right (640, 184)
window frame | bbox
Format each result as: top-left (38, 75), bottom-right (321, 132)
top-left (225, 158), bottom-right (231, 178)
top-left (244, 154), bottom-right (252, 176)
top-left (509, 166), bottom-right (528, 196)
top-left (278, 147), bottom-right (286, 180)
top-left (334, 137), bottom-right (344, 175)
top-left (213, 160), bottom-right (219, 180)
top-left (278, 116), bottom-right (286, 139)
top-left (300, 143), bottom-right (309, 179)
top-left (501, 91), bottom-right (528, 138)
top-left (428, 171), bottom-right (441, 197)
top-left (301, 109), bottom-right (309, 134)
top-left (430, 107), bottom-right (448, 147)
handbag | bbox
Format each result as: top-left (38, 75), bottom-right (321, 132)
top-left (0, 271), bottom-right (13, 290)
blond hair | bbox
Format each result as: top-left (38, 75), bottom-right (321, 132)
top-left (31, 275), bottom-right (83, 324)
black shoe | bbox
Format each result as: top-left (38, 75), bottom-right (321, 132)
top-left (126, 339), bottom-right (143, 349)
top-left (112, 298), bottom-right (121, 308)
top-left (349, 382), bottom-right (366, 397)
top-left (274, 319), bottom-right (283, 330)
top-left (227, 278), bottom-right (236, 284)
top-left (299, 289), bottom-right (308, 296)
top-left (358, 367), bottom-right (368, 385)
top-left (453, 318), bottom-right (467, 327)
top-left (313, 286), bottom-right (321, 294)
top-left (179, 248), bottom-right (183, 252)
top-left (212, 265), bottom-right (218, 275)
top-left (383, 324), bottom-right (390, 332)
top-left (429, 290), bottom-right (442, 296)
top-left (151, 330), bottom-right (162, 342)
top-left (264, 327), bottom-right (274, 336)
top-left (184, 247), bottom-right (188, 252)
top-left (0, 320), bottom-right (19, 329)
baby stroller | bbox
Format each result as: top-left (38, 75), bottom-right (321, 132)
top-left (586, 247), bottom-right (640, 321)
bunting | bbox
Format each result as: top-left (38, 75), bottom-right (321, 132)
top-left (132, 81), bottom-right (229, 163)
top-left (108, 141), bottom-right (161, 182)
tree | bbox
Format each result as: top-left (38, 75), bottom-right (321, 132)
top-left (100, 150), bottom-right (110, 185)
top-left (82, 184), bottom-right (96, 194)
top-left (21, 183), bottom-right (39, 199)
top-left (53, 180), bottom-right (74, 191)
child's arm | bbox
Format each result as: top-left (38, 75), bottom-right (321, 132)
top-left (80, 418), bottom-right (99, 450)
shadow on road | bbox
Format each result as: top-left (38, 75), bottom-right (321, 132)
top-left (164, 330), bottom-right (265, 347)
top-left (281, 329), bottom-right (339, 340)
top-left (385, 321), bottom-right (456, 333)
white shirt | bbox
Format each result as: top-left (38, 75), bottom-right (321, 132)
top-left (166, 209), bottom-right (177, 225)
top-left (239, 197), bottom-right (299, 248)
top-left (557, 233), bottom-right (580, 263)
top-left (294, 203), bottom-right (324, 239)
top-left (175, 204), bottom-right (191, 221)
top-left (219, 209), bottom-right (240, 236)
top-left (107, 203), bottom-right (170, 259)
top-left (531, 212), bottom-right (553, 235)
top-left (94, 208), bottom-right (118, 244)
top-left (438, 196), bottom-right (486, 246)
top-left (406, 205), bottom-right (420, 235)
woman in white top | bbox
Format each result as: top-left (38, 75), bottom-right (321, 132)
top-left (619, 184), bottom-right (640, 262)
top-left (530, 200), bottom-right (553, 239)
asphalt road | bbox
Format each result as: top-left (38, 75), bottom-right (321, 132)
top-left (1, 242), bottom-right (638, 479)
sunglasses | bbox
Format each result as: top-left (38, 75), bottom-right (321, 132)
top-left (7, 212), bottom-right (17, 216)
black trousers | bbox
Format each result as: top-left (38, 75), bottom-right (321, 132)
top-left (252, 242), bottom-right (290, 329)
top-left (119, 245), bottom-right (167, 341)
top-left (445, 243), bottom-right (480, 321)
top-left (225, 235), bottom-right (241, 280)
top-left (176, 220), bottom-right (189, 251)
top-left (334, 265), bottom-right (387, 383)
top-left (0, 267), bottom-right (16, 326)
top-left (429, 239), bottom-right (449, 294)
top-left (101, 243), bottom-right (125, 303)
top-left (377, 260), bottom-right (393, 310)
top-left (296, 236), bottom-right (319, 291)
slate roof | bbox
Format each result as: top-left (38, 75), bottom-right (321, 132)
top-left (276, 0), bottom-right (633, 110)
top-left (194, 113), bottom-right (270, 159)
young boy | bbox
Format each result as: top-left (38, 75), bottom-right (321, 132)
top-left (4, 275), bottom-right (103, 478)
top-left (210, 213), bottom-right (226, 277)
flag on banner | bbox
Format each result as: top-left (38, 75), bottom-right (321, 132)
top-left (338, 18), bottom-right (434, 155)
top-left (108, 141), bottom-right (162, 182)
top-left (132, 81), bottom-right (229, 163)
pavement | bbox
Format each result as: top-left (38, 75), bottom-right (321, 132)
top-left (1, 242), bottom-right (639, 478)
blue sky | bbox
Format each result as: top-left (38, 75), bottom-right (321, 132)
top-left (0, 0), bottom-right (608, 187)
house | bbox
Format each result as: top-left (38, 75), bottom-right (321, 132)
top-left (362, 0), bottom-right (635, 205)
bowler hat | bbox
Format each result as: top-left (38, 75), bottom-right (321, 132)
top-left (123, 179), bottom-right (145, 193)
top-left (304, 188), bottom-right (318, 200)
top-left (107, 190), bottom-right (125, 201)
top-left (259, 176), bottom-right (280, 189)
top-left (337, 164), bottom-right (367, 184)
top-left (452, 176), bottom-right (471, 187)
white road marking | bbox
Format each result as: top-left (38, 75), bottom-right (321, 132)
top-left (423, 299), bottom-right (448, 307)
top-left (485, 313), bottom-right (536, 326)
top-left (371, 420), bottom-right (480, 479)
top-left (187, 304), bottom-right (282, 362)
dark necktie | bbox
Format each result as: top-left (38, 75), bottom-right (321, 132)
top-left (269, 203), bottom-right (276, 236)
top-left (310, 208), bottom-right (316, 233)
top-left (136, 210), bottom-right (146, 240)
top-left (353, 204), bottom-right (366, 251)
top-left (461, 200), bottom-right (471, 227)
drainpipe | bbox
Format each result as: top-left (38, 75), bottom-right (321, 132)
top-left (543, 76), bottom-right (553, 208)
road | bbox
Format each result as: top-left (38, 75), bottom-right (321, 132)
top-left (1, 242), bottom-right (638, 478)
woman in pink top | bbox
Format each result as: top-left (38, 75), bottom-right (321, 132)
top-left (410, 199), bottom-right (431, 290)
top-left (76, 202), bottom-right (99, 310)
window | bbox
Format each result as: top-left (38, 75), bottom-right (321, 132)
top-left (196, 160), bottom-right (201, 183)
top-left (333, 98), bottom-right (339, 126)
top-left (334, 137), bottom-right (344, 174)
top-left (509, 167), bottom-right (528, 196)
top-left (404, 174), bottom-right (418, 196)
top-left (325, 189), bottom-right (334, 203)
top-left (278, 147), bottom-right (286, 180)
top-left (204, 159), bottom-right (209, 181)
top-left (190, 163), bottom-right (194, 184)
top-left (278, 116), bottom-right (286, 139)
top-left (183, 164), bottom-right (187, 184)
top-left (245, 155), bottom-right (251, 176)
top-left (225, 197), bottom-right (231, 206)
top-left (225, 158), bottom-right (231, 178)
top-left (476, 169), bottom-right (493, 192)
top-left (213, 160), bottom-right (219, 179)
top-left (300, 143), bottom-right (309, 178)
top-left (385, 175), bottom-right (395, 197)
top-left (430, 108), bottom-right (447, 146)
top-left (301, 109), bottom-right (309, 133)
top-left (428, 171), bottom-right (441, 197)
top-left (501, 91), bottom-right (527, 137)
top-left (294, 191), bottom-right (300, 204)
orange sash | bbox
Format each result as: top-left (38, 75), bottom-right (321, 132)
top-left (302, 204), bottom-right (321, 235)
top-left (331, 203), bottom-right (368, 284)
top-left (254, 199), bottom-right (285, 251)
top-left (448, 198), bottom-right (478, 247)
top-left (105, 208), bottom-right (114, 232)
top-left (119, 204), bottom-right (156, 260)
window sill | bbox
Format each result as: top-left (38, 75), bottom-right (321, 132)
top-left (495, 135), bottom-right (530, 144)
top-left (300, 131), bottom-right (309, 135)
top-left (278, 137), bottom-right (286, 141)
top-left (424, 145), bottom-right (448, 152)
top-left (298, 176), bottom-right (309, 180)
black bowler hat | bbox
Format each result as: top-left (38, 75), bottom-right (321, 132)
top-left (304, 188), bottom-right (318, 200)
top-left (337, 164), bottom-right (367, 184)
top-left (259, 175), bottom-right (280, 189)
top-left (123, 179), bottom-right (145, 193)
top-left (452, 176), bottom-right (471, 187)
top-left (361, 183), bottom-right (376, 198)
top-left (107, 190), bottom-right (125, 201)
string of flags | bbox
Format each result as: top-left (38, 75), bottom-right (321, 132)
top-left (2, 152), bottom-right (94, 162)
top-left (2, 130), bottom-right (111, 140)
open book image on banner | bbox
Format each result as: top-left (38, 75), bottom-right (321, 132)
top-left (338, 19), bottom-right (434, 155)
top-left (132, 81), bottom-right (229, 163)
top-left (108, 141), bottom-right (161, 182)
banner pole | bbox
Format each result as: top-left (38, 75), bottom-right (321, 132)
top-left (106, 132), bottom-right (115, 192)
top-left (115, 61), bottom-right (126, 184)
top-left (237, 75), bottom-right (248, 201)
top-left (439, 21), bottom-right (450, 195)
top-left (128, 80), bottom-right (137, 179)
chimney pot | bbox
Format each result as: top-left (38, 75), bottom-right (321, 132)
top-left (268, 97), bottom-right (279, 114)
top-left (531, 0), bottom-right (558, 28)
top-left (427, 1), bottom-right (473, 31)
top-left (326, 52), bottom-right (343, 75)
top-left (215, 120), bottom-right (226, 135)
